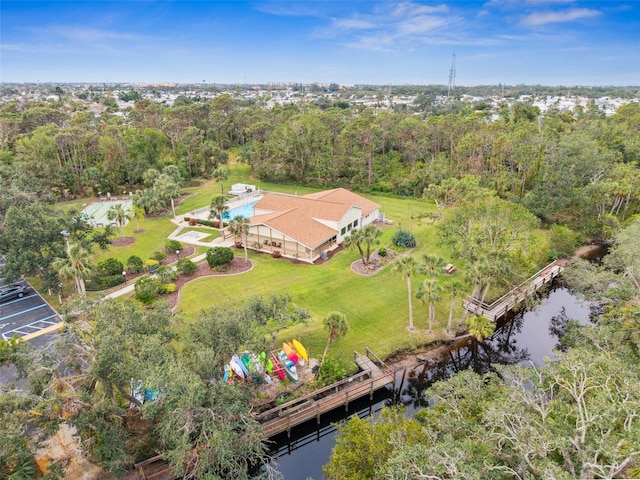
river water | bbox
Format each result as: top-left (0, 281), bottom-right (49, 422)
top-left (268, 286), bottom-right (593, 479)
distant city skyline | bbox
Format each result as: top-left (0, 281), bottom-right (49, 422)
top-left (2, 1), bottom-right (639, 86)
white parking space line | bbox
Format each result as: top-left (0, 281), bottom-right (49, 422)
top-left (1, 314), bottom-right (61, 340)
top-left (0, 293), bottom-right (38, 309)
top-left (0, 302), bottom-right (47, 320)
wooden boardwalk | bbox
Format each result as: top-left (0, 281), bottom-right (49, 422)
top-left (463, 260), bottom-right (567, 322)
top-left (257, 347), bottom-right (395, 438)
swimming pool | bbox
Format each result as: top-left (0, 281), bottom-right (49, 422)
top-left (222, 201), bottom-right (257, 220)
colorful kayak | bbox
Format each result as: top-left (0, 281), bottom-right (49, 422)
top-left (270, 351), bottom-right (286, 380)
top-left (233, 353), bottom-right (249, 377)
top-left (287, 341), bottom-right (305, 366)
top-left (229, 356), bottom-right (245, 380)
top-left (282, 342), bottom-right (299, 364)
top-left (241, 351), bottom-right (257, 374)
top-left (222, 364), bottom-right (231, 383)
top-left (292, 339), bottom-right (309, 363)
top-left (278, 349), bottom-right (299, 383)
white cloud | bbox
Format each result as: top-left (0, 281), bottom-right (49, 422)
top-left (392, 2), bottom-right (449, 17)
top-left (521, 8), bottom-right (601, 25)
top-left (46, 25), bottom-right (149, 42)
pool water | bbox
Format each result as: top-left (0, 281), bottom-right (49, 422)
top-left (222, 201), bottom-right (257, 220)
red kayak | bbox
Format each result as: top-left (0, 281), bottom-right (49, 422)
top-left (270, 351), bottom-right (286, 380)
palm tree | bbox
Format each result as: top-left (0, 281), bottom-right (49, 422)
top-left (466, 315), bottom-right (495, 342)
top-left (228, 215), bottom-right (250, 264)
top-left (392, 256), bottom-right (424, 331)
top-left (131, 204), bottom-right (145, 232)
top-left (416, 278), bottom-right (443, 334)
top-left (320, 312), bottom-right (348, 366)
top-left (155, 174), bottom-right (181, 219)
top-left (360, 224), bottom-right (382, 265)
top-left (52, 244), bottom-right (93, 296)
top-left (444, 281), bottom-right (464, 336)
top-left (107, 204), bottom-right (132, 239)
top-left (422, 254), bottom-right (446, 278)
top-left (343, 228), bottom-right (366, 264)
top-left (212, 167), bottom-right (229, 194)
top-left (209, 195), bottom-right (229, 230)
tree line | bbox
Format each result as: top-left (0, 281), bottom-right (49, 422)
top-left (1, 93), bottom-right (639, 241)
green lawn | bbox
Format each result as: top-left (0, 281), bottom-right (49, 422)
top-left (176, 193), bottom-right (465, 368)
top-left (59, 162), bottom-right (551, 370)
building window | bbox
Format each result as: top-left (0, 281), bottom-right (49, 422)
top-left (353, 219), bottom-right (358, 228)
top-left (341, 227), bottom-right (346, 235)
top-left (347, 223), bottom-right (352, 231)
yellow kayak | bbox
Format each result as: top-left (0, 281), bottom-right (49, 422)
top-left (292, 339), bottom-right (309, 363)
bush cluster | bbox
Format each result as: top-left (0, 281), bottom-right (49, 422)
top-left (127, 255), bottom-right (145, 273)
top-left (165, 239), bottom-right (183, 253)
top-left (392, 228), bottom-right (416, 248)
top-left (177, 258), bottom-right (197, 275)
top-left (206, 247), bottom-right (234, 269)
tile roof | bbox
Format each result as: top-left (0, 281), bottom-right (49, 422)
top-left (251, 189), bottom-right (380, 249)
top-left (302, 188), bottom-right (380, 217)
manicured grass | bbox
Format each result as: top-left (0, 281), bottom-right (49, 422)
top-left (93, 217), bottom-right (179, 266)
top-left (176, 194), bottom-right (466, 368)
top-left (179, 227), bottom-right (220, 243)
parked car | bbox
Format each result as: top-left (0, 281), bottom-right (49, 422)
top-left (0, 283), bottom-right (29, 302)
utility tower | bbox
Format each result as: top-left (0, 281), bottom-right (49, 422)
top-left (447, 53), bottom-right (456, 98)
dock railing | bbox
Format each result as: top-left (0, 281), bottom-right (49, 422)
top-left (463, 261), bottom-right (565, 321)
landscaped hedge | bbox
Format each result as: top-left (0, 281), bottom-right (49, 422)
top-left (86, 274), bottom-right (125, 291)
top-left (184, 217), bottom-right (228, 228)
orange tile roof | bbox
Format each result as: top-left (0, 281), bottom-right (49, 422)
top-left (302, 188), bottom-right (380, 217)
top-left (251, 190), bottom-right (380, 249)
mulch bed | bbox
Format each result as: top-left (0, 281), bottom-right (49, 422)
top-left (164, 258), bottom-right (253, 309)
top-left (162, 245), bottom-right (196, 264)
top-left (350, 248), bottom-right (398, 275)
top-left (112, 236), bottom-right (136, 247)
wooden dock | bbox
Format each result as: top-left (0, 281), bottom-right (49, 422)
top-left (463, 260), bottom-right (566, 322)
top-left (257, 347), bottom-right (395, 438)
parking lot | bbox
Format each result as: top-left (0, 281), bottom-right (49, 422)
top-left (0, 278), bottom-right (62, 341)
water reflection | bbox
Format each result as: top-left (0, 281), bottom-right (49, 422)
top-left (270, 286), bottom-right (592, 478)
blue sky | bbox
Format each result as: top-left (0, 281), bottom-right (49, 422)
top-left (1, 1), bottom-right (639, 85)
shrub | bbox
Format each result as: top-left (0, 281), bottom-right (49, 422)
top-left (151, 251), bottom-right (166, 262)
top-left (272, 250), bottom-right (282, 258)
top-left (127, 255), bottom-right (145, 274)
top-left (145, 259), bottom-right (160, 272)
top-left (177, 258), bottom-right (197, 275)
top-left (159, 283), bottom-right (176, 295)
top-left (155, 265), bottom-right (178, 283)
top-left (378, 247), bottom-right (387, 257)
top-left (392, 228), bottom-right (416, 248)
top-left (206, 247), bottom-right (234, 268)
top-left (316, 357), bottom-right (348, 386)
top-left (97, 258), bottom-right (124, 276)
top-left (165, 239), bottom-right (183, 253)
top-left (134, 277), bottom-right (162, 304)
top-left (86, 274), bottom-right (125, 291)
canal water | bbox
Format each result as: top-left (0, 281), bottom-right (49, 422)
top-left (268, 286), bottom-right (593, 479)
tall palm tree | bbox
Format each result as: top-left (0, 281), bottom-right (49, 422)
top-left (52, 244), bottom-right (93, 296)
top-left (228, 215), bottom-right (250, 264)
top-left (392, 256), bottom-right (424, 331)
top-left (343, 228), bottom-right (366, 264)
top-left (155, 174), bottom-right (181, 219)
top-left (360, 224), bottom-right (382, 265)
top-left (321, 312), bottom-right (348, 366)
top-left (131, 204), bottom-right (145, 232)
top-left (212, 167), bottom-right (229, 194)
top-left (107, 204), bottom-right (132, 239)
top-left (444, 281), bottom-right (464, 336)
top-left (422, 254), bottom-right (446, 278)
top-left (209, 195), bottom-right (229, 230)
top-left (416, 278), bottom-right (443, 334)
